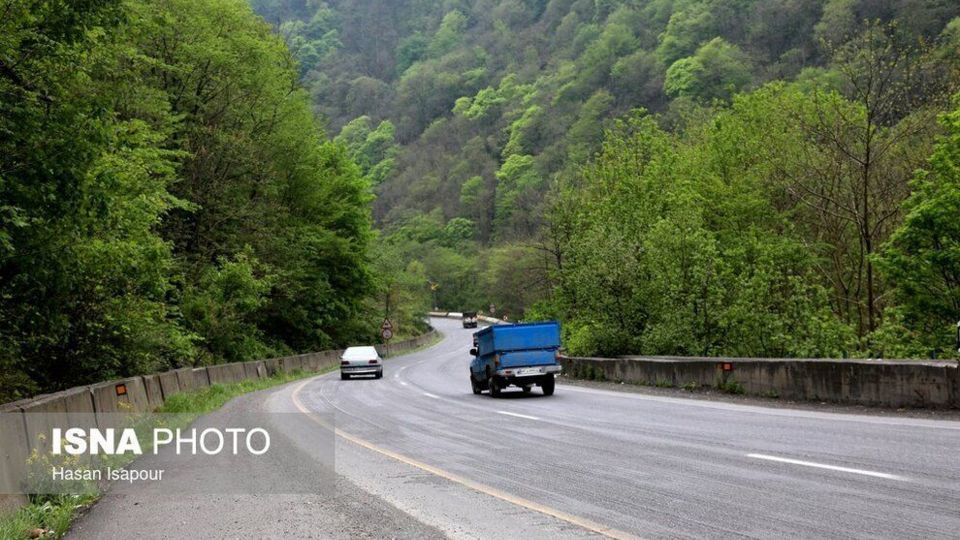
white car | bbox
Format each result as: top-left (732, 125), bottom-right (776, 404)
top-left (340, 346), bottom-right (383, 380)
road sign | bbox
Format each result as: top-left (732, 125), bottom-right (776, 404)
top-left (381, 319), bottom-right (394, 341)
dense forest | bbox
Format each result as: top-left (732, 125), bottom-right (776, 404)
top-left (3, 0), bottom-right (960, 401)
top-left (0, 0), bottom-right (391, 401)
top-left (253, 0), bottom-right (960, 359)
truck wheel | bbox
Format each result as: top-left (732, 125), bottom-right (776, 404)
top-left (471, 376), bottom-right (481, 395)
top-left (489, 376), bottom-right (501, 398)
top-left (541, 375), bottom-right (555, 396)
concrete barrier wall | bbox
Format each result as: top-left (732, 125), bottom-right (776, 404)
top-left (0, 403), bottom-right (30, 508)
top-left (141, 375), bottom-right (164, 410)
top-left (91, 377), bottom-right (151, 417)
top-left (242, 361), bottom-right (266, 381)
top-left (0, 329), bottom-right (436, 514)
top-left (19, 387), bottom-right (97, 453)
top-left (206, 362), bottom-right (247, 385)
top-left (560, 355), bottom-right (960, 408)
top-left (428, 312), bottom-right (502, 326)
top-left (157, 370), bottom-right (181, 399)
top-left (174, 367), bottom-right (207, 392)
top-left (263, 358), bottom-right (281, 376)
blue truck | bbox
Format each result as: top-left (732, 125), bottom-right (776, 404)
top-left (469, 321), bottom-right (562, 397)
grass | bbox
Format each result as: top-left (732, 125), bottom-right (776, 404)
top-left (157, 368), bottom-right (323, 414)
top-left (0, 368), bottom-right (325, 540)
top-left (0, 495), bottom-right (95, 540)
top-left (717, 378), bottom-right (746, 395)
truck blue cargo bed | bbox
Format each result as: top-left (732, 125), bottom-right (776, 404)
top-left (475, 321), bottom-right (560, 355)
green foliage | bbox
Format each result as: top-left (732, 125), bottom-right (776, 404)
top-left (0, 0), bottom-right (192, 399)
top-left (335, 117), bottom-right (399, 185)
top-left (656, 3), bottom-right (717, 65)
top-left (0, 0), bottom-right (375, 400)
top-left (181, 252), bottom-right (276, 364)
top-left (549, 109), bottom-right (856, 358)
top-left (664, 38), bottom-right (753, 101)
top-left (0, 493), bottom-right (96, 540)
top-left (494, 154), bottom-right (543, 238)
top-left (158, 369), bottom-right (318, 414)
top-left (876, 98), bottom-right (960, 358)
top-left (429, 11), bottom-right (469, 58)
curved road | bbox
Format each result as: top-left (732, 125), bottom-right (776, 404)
top-left (72, 317), bottom-right (960, 539)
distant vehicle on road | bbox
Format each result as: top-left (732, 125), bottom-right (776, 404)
top-left (469, 321), bottom-right (561, 397)
top-left (462, 311), bottom-right (478, 328)
top-left (340, 346), bottom-right (383, 380)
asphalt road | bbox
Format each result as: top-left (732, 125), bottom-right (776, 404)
top-left (71, 317), bottom-right (960, 539)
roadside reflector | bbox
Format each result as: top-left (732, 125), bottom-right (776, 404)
top-left (721, 362), bottom-right (734, 372)
top-left (115, 383), bottom-right (127, 396)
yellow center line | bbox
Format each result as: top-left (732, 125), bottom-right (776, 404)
top-left (291, 378), bottom-right (640, 540)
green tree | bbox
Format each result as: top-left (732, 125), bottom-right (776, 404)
top-left (494, 154), bottom-right (543, 238)
top-left (664, 38), bottom-right (753, 101)
top-left (0, 0), bottom-right (193, 397)
top-left (876, 99), bottom-right (960, 357)
top-left (429, 10), bottom-right (468, 57)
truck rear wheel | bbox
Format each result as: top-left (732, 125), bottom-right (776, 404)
top-left (489, 376), bottom-right (501, 398)
top-left (471, 375), bottom-right (481, 395)
top-left (541, 374), bottom-right (555, 396)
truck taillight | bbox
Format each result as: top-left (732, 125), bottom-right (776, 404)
top-left (494, 353), bottom-right (500, 367)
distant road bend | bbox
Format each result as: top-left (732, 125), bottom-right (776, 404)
top-left (71, 317), bottom-right (960, 539)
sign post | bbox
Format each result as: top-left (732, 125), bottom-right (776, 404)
top-left (380, 319), bottom-right (394, 342)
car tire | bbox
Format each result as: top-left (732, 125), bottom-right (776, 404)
top-left (489, 376), bottom-right (501, 398)
top-left (541, 374), bottom-right (555, 396)
top-left (340, 372), bottom-right (349, 381)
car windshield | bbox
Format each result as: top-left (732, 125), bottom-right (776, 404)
top-left (342, 346), bottom-right (379, 361)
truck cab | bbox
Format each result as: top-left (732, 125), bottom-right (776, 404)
top-left (469, 321), bottom-right (562, 397)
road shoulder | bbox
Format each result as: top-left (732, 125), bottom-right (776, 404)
top-left (558, 376), bottom-right (960, 420)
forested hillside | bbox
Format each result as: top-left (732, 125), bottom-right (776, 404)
top-left (254, 0), bottom-right (960, 359)
top-left (3, 0), bottom-right (959, 401)
top-left (0, 0), bottom-right (380, 401)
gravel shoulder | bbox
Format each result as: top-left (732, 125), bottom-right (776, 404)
top-left (558, 375), bottom-right (960, 421)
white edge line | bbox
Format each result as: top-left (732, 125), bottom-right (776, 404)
top-left (747, 453), bottom-right (908, 481)
top-left (496, 410), bottom-right (540, 421)
top-left (423, 392), bottom-right (440, 399)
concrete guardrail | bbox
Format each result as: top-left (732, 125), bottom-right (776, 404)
top-left (0, 327), bottom-right (438, 516)
top-left (560, 355), bottom-right (960, 409)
